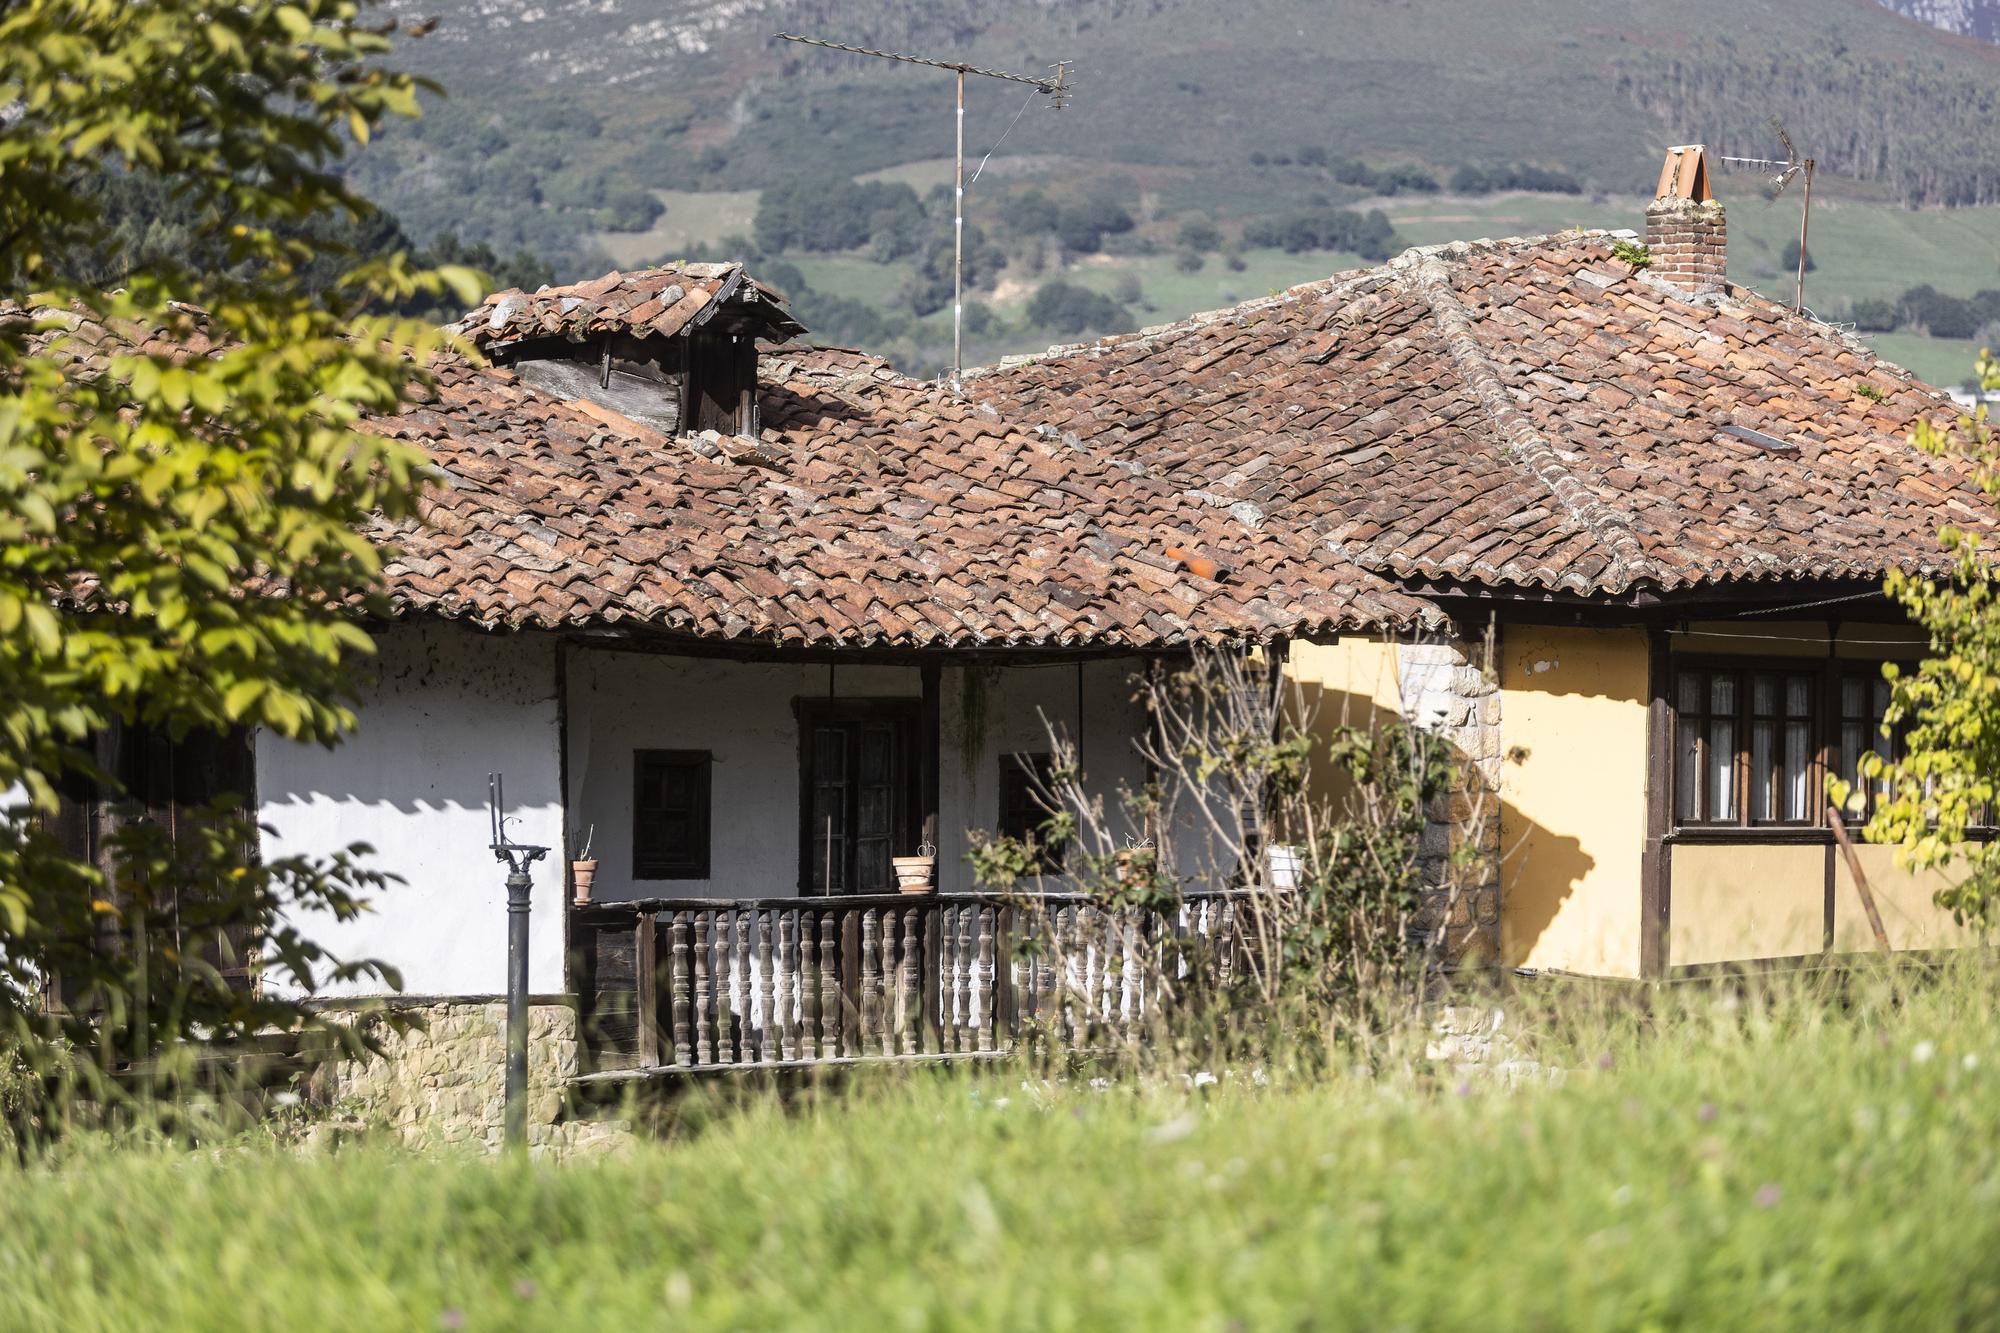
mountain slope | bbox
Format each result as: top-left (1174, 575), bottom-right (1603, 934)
top-left (356, 0), bottom-right (2000, 265)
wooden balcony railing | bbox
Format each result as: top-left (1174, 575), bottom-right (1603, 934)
top-left (570, 891), bottom-right (1249, 1079)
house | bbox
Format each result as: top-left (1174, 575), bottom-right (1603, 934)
top-left (971, 145), bottom-right (1996, 982)
top-left (242, 261), bottom-right (1443, 1140)
top-left (29, 152), bottom-right (1995, 1144)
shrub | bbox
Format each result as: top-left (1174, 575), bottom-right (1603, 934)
top-left (598, 187), bottom-right (664, 233)
top-left (753, 176), bottom-right (925, 254)
top-left (1025, 280), bottom-right (1132, 336)
top-left (1176, 216), bottom-right (1222, 253)
top-left (1849, 297), bottom-right (1899, 332)
top-left (1241, 207), bottom-right (1400, 261)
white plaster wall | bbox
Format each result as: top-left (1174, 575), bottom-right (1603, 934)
top-left (566, 651), bottom-right (1176, 900)
top-left (258, 622), bottom-right (565, 998)
top-left (566, 653), bottom-right (916, 900)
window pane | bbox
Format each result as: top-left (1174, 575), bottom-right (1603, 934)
top-left (1752, 721), bottom-right (1775, 821)
top-left (1753, 675), bottom-right (1776, 716)
top-left (1711, 675), bottom-right (1736, 714)
top-left (1676, 719), bottom-right (1700, 820)
top-left (1872, 677), bottom-right (1892, 724)
top-left (1785, 675), bottom-right (1811, 718)
top-left (1708, 720), bottom-right (1736, 820)
top-left (1785, 721), bottom-right (1812, 820)
top-left (1679, 672), bottom-right (1702, 714)
top-left (1842, 676), bottom-right (1864, 718)
top-left (1841, 722), bottom-right (1866, 790)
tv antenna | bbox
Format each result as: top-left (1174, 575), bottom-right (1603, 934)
top-left (775, 32), bottom-right (1073, 395)
top-left (1718, 119), bottom-right (1815, 314)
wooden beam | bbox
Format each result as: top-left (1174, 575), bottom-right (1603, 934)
top-left (920, 661), bottom-right (941, 851)
top-left (1640, 628), bottom-right (1672, 979)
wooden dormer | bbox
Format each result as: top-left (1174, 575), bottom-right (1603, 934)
top-left (455, 262), bottom-right (805, 439)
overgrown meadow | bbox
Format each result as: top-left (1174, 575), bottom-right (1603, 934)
top-left (3, 964), bottom-right (1998, 1330)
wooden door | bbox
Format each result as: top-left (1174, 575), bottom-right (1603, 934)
top-left (797, 700), bottom-right (919, 894)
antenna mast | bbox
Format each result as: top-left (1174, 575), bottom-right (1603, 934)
top-left (1719, 120), bottom-right (1815, 315)
top-left (775, 32), bottom-right (1072, 395)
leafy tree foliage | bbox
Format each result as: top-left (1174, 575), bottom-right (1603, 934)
top-left (598, 187), bottom-right (665, 234)
top-left (753, 175), bottom-right (926, 255)
top-left (1449, 163), bottom-right (1583, 195)
top-left (1025, 281), bottom-right (1133, 337)
top-left (0, 0), bottom-right (480, 1071)
top-left (1176, 217), bottom-right (1223, 253)
top-left (1780, 239), bottom-right (1815, 274)
top-left (1849, 298), bottom-right (1900, 333)
top-left (1242, 208), bottom-right (1400, 261)
top-left (1844, 351), bottom-right (2000, 921)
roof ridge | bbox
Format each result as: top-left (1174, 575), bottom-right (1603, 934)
top-left (1399, 251), bottom-right (1655, 591)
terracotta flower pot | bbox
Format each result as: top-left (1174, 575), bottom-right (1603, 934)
top-left (892, 854), bottom-right (937, 894)
top-left (571, 859), bottom-right (598, 904)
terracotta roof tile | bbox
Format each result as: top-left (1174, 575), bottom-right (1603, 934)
top-left (969, 231), bottom-right (1999, 598)
top-left (371, 343), bottom-right (1437, 646)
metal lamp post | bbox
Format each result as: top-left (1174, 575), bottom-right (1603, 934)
top-left (486, 772), bottom-right (548, 1150)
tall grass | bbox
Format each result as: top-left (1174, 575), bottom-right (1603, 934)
top-left (4, 964), bottom-right (1998, 1330)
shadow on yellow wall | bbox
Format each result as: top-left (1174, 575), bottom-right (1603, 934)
top-left (1289, 672), bottom-right (1595, 965)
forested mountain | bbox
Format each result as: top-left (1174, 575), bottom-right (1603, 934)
top-left (354, 0), bottom-right (2000, 270)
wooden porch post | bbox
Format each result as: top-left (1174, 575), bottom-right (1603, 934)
top-left (1641, 627), bottom-right (1672, 979)
top-left (920, 660), bottom-right (943, 1048)
top-left (920, 661), bottom-right (941, 851)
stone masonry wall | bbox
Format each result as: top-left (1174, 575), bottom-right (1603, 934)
top-left (314, 1000), bottom-right (623, 1154)
top-left (1645, 197), bottom-right (1727, 296)
top-left (1396, 636), bottom-right (1502, 962)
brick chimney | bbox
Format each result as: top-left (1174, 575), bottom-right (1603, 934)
top-left (1645, 144), bottom-right (1726, 296)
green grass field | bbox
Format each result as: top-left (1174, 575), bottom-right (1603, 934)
top-left (6, 966), bottom-right (2000, 1330)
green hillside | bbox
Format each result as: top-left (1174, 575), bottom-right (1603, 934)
top-left (357, 0), bottom-right (2000, 254)
top-left (349, 0), bottom-right (2000, 384)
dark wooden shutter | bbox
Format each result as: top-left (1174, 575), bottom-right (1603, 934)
top-left (633, 750), bottom-right (712, 879)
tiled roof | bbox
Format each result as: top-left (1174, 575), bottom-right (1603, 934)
top-left (969, 232), bottom-right (1996, 598)
top-left (370, 345), bottom-right (1440, 646)
top-left (455, 262), bottom-right (805, 350)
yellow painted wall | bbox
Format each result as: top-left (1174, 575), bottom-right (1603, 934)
top-left (1832, 845), bottom-right (1983, 954)
top-left (1670, 843), bottom-right (1826, 965)
top-left (1498, 626), bottom-right (1650, 977)
top-left (1284, 636), bottom-right (1405, 818)
top-left (1286, 636), bottom-right (1402, 721)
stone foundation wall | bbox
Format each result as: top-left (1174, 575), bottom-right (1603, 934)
top-left (314, 1000), bottom-right (623, 1154)
top-left (1396, 636), bottom-right (1503, 962)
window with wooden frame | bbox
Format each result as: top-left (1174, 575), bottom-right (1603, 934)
top-left (39, 723), bottom-right (259, 1005)
top-left (997, 752), bottom-right (1066, 874)
top-left (1833, 669), bottom-right (1899, 822)
top-left (632, 749), bottom-right (712, 880)
top-left (1673, 664), bottom-right (1818, 827)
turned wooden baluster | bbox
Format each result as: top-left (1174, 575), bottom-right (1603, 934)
top-left (900, 904), bottom-right (922, 1055)
top-left (882, 905), bottom-right (902, 1052)
top-left (976, 904), bottom-right (997, 1052)
top-left (774, 910), bottom-right (795, 1061)
top-left (690, 910), bottom-right (713, 1064)
top-left (803, 907), bottom-right (826, 1063)
top-left (753, 908), bottom-right (774, 1062)
top-left (670, 910), bottom-right (694, 1067)
top-left (817, 909), bottom-right (839, 1059)
top-left (721, 911), bottom-right (741, 1063)
top-left (859, 908), bottom-right (881, 1049)
top-left (950, 902), bottom-right (971, 1051)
